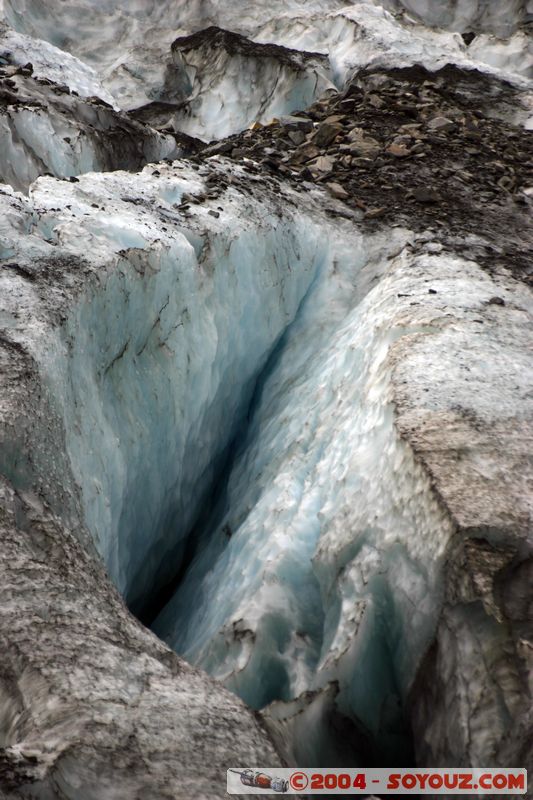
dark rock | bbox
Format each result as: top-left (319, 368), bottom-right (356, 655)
top-left (278, 115), bottom-right (313, 133)
top-left (427, 116), bottom-right (455, 133)
top-left (412, 187), bottom-right (441, 204)
top-left (290, 143), bottom-right (320, 164)
top-left (312, 122), bottom-right (343, 148)
top-left (326, 182), bottom-right (350, 201)
top-left (462, 32), bottom-right (476, 46)
top-left (288, 129), bottom-right (306, 146)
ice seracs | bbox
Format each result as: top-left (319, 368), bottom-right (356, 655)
top-left (1, 0), bottom-right (531, 129)
top-left (165, 27), bottom-right (333, 140)
top-left (0, 73), bottom-right (178, 191)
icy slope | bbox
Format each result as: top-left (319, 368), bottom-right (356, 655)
top-left (0, 162), bottom-right (330, 612)
top-left (154, 237), bottom-right (533, 764)
top-left (1, 0), bottom-right (531, 136)
top-left (0, 70), bottom-right (177, 191)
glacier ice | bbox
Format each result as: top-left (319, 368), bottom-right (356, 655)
top-left (2, 0), bottom-right (531, 130)
top-left (0, 0), bottom-right (531, 791)
top-left (5, 163), bottom-right (333, 612)
top-left (0, 71), bottom-right (178, 191)
top-left (153, 231), bottom-right (458, 762)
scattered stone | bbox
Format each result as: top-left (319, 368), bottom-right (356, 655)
top-left (412, 187), bottom-right (441, 204)
top-left (202, 141), bottom-right (233, 157)
top-left (187, 63), bottom-right (532, 281)
top-left (291, 143), bottom-right (321, 164)
top-left (345, 128), bottom-right (380, 158)
top-left (488, 296), bottom-right (505, 305)
top-left (278, 115), bottom-right (313, 133)
top-left (368, 93), bottom-right (385, 109)
top-left (326, 182), bottom-right (350, 201)
top-left (323, 114), bottom-right (346, 125)
top-left (208, 210), bottom-right (220, 218)
top-left (288, 129), bottom-right (306, 146)
top-left (364, 206), bottom-right (386, 219)
top-left (498, 175), bottom-right (516, 191)
top-left (308, 155), bottom-right (335, 174)
top-left (387, 142), bottom-right (411, 157)
top-left (427, 116), bottom-right (455, 132)
top-left (312, 122), bottom-right (343, 147)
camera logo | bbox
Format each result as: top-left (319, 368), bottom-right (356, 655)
top-left (229, 769), bottom-right (289, 793)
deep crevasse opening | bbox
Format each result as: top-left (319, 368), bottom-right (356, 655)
top-left (40, 193), bottom-right (330, 614)
top-left (152, 227), bottom-right (454, 765)
top-left (27, 170), bottom-right (453, 765)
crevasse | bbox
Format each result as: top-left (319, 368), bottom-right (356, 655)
top-left (19, 166), bottom-right (454, 766)
top-left (153, 224), bottom-right (454, 764)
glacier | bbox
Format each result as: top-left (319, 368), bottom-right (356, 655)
top-left (0, 0), bottom-right (531, 797)
top-left (153, 231), bottom-right (456, 763)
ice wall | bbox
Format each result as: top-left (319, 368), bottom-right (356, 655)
top-left (153, 233), bottom-right (459, 762)
top-left (2, 0), bottom-right (530, 131)
top-left (168, 28), bottom-right (333, 141)
top-left (18, 164), bottom-right (329, 612)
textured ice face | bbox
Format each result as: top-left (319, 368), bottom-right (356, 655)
top-left (8, 163), bottom-right (330, 612)
top-left (167, 28), bottom-right (334, 140)
top-left (1, 0), bottom-right (530, 127)
top-left (152, 232), bottom-right (456, 762)
top-left (0, 22), bottom-right (116, 104)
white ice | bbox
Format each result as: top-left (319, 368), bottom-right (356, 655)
top-left (1, 0), bottom-right (530, 130)
top-left (0, 22), bottom-right (116, 105)
top-left (7, 164), bottom-right (329, 611)
top-left (153, 225), bottom-right (460, 760)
